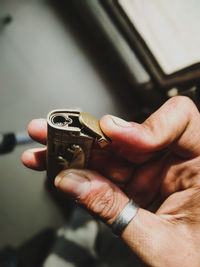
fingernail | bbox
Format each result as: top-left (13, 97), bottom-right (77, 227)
top-left (110, 116), bottom-right (132, 127)
top-left (55, 171), bottom-right (90, 198)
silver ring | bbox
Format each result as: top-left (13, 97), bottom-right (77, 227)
top-left (110, 199), bottom-right (139, 236)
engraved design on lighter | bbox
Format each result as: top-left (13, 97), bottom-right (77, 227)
top-left (58, 145), bottom-right (85, 170)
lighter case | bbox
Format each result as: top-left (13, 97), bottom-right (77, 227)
top-left (47, 110), bottom-right (109, 183)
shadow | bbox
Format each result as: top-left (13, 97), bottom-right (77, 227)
top-left (0, 229), bottom-right (55, 267)
top-left (47, 0), bottom-right (145, 120)
top-left (16, 228), bottom-right (55, 267)
top-left (53, 237), bottom-right (96, 267)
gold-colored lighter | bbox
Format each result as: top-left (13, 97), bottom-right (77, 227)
top-left (47, 110), bottom-right (109, 182)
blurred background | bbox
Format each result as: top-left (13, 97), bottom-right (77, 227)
top-left (0, 0), bottom-right (199, 266)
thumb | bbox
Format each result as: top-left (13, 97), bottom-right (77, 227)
top-left (54, 169), bottom-right (182, 266)
top-left (100, 96), bottom-right (200, 162)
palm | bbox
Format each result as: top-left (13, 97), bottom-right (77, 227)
top-left (93, 144), bottom-right (200, 216)
top-left (124, 150), bottom-right (200, 217)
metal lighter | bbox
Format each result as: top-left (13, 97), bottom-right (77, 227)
top-left (47, 110), bottom-right (109, 182)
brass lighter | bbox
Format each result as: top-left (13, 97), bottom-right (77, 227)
top-left (47, 110), bottom-right (109, 182)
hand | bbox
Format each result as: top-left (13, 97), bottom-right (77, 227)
top-left (22, 96), bottom-right (200, 267)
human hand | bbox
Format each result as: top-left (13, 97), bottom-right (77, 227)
top-left (22, 97), bottom-right (200, 266)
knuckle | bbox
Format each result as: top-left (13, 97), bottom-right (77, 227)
top-left (170, 96), bottom-right (196, 111)
top-left (84, 184), bottom-right (117, 222)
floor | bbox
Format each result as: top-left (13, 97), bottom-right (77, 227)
top-left (0, 0), bottom-right (137, 251)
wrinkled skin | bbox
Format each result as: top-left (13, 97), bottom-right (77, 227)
top-left (22, 97), bottom-right (200, 266)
